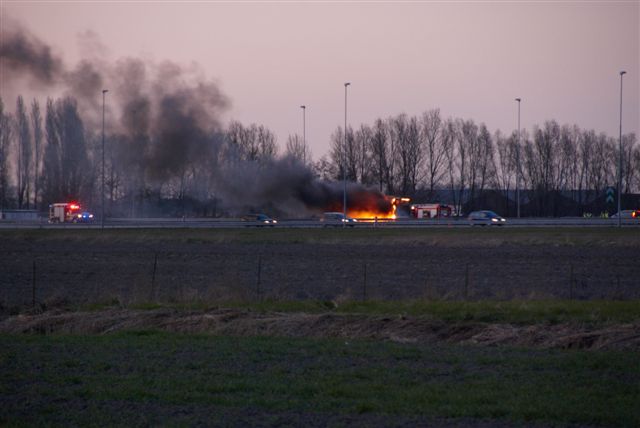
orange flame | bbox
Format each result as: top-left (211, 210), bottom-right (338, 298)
top-left (345, 196), bottom-right (409, 219)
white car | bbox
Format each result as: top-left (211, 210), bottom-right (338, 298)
top-left (611, 210), bottom-right (639, 219)
top-left (468, 210), bottom-right (506, 226)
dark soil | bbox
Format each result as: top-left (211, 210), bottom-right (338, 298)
top-left (1, 232), bottom-right (639, 308)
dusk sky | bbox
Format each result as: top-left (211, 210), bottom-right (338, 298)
top-left (2, 1), bottom-right (638, 160)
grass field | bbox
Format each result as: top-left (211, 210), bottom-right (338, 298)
top-left (1, 332), bottom-right (639, 427)
top-left (1, 227), bottom-right (639, 426)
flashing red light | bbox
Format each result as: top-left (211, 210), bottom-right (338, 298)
top-left (69, 203), bottom-right (80, 210)
top-left (633, 211), bottom-right (637, 218)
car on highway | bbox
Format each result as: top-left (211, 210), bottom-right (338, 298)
top-left (468, 210), bottom-right (506, 226)
top-left (241, 213), bottom-right (278, 227)
top-left (71, 211), bottom-right (94, 223)
top-left (321, 212), bottom-right (358, 227)
top-left (611, 210), bottom-right (640, 219)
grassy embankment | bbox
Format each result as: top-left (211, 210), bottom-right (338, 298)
top-left (1, 332), bottom-right (638, 427)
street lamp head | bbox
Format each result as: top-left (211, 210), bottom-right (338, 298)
top-left (620, 71), bottom-right (626, 76)
top-left (344, 82), bottom-right (351, 87)
top-left (102, 89), bottom-right (108, 94)
top-left (300, 105), bottom-right (305, 109)
top-left (515, 98), bottom-right (521, 102)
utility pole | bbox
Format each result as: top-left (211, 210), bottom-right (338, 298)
top-left (515, 98), bottom-right (521, 218)
top-left (618, 71), bottom-right (626, 228)
top-left (300, 105), bottom-right (306, 165)
top-left (101, 89), bottom-right (108, 230)
top-left (343, 82), bottom-right (350, 227)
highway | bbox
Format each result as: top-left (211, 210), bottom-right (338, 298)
top-left (0, 217), bottom-right (638, 229)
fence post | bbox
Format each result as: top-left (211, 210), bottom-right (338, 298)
top-left (464, 264), bottom-right (469, 301)
top-left (32, 259), bottom-right (36, 309)
top-left (362, 263), bottom-right (367, 302)
top-left (256, 256), bottom-right (262, 301)
top-left (150, 253), bottom-right (158, 302)
top-left (569, 264), bottom-right (574, 300)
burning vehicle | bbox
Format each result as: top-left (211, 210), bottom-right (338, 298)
top-left (319, 190), bottom-right (410, 221)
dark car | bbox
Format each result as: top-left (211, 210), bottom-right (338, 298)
top-left (320, 212), bottom-right (358, 227)
top-left (468, 210), bottom-right (506, 226)
top-left (72, 211), bottom-right (94, 223)
top-left (242, 213), bottom-right (278, 227)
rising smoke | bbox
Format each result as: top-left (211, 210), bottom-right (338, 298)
top-left (0, 19), bottom-right (63, 86)
top-left (1, 18), bottom-right (393, 217)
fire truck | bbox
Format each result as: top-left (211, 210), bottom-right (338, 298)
top-left (48, 202), bottom-right (82, 223)
top-left (410, 203), bottom-right (452, 219)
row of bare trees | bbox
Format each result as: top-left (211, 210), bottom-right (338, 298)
top-left (322, 109), bottom-right (639, 216)
top-left (0, 96), bottom-right (309, 216)
top-left (0, 95), bottom-right (637, 217)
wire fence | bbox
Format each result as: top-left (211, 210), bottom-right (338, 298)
top-left (1, 246), bottom-right (638, 310)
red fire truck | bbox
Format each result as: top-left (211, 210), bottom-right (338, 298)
top-left (410, 203), bottom-right (452, 219)
top-left (48, 202), bottom-right (82, 223)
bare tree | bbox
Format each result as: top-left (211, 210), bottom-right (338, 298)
top-left (620, 132), bottom-right (637, 194)
top-left (370, 118), bottom-right (391, 193)
top-left (30, 99), bottom-right (43, 210)
top-left (256, 124), bottom-right (278, 163)
top-left (389, 114), bottom-right (422, 196)
top-left (42, 98), bottom-right (62, 204)
top-left (421, 109), bottom-right (447, 200)
top-left (285, 133), bottom-right (311, 165)
top-left (354, 124), bottom-right (373, 185)
top-left (473, 124), bottom-right (494, 208)
top-left (225, 121), bottom-right (277, 165)
top-left (586, 131), bottom-right (613, 199)
top-left (633, 143), bottom-right (640, 193)
top-left (329, 125), bottom-right (357, 182)
top-left (492, 130), bottom-right (515, 216)
top-left (443, 118), bottom-right (465, 214)
top-left (15, 96), bottom-right (32, 208)
top-left (0, 98), bottom-right (12, 210)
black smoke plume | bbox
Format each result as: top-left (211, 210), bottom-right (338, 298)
top-left (2, 17), bottom-right (392, 218)
top-left (0, 20), bottom-right (64, 85)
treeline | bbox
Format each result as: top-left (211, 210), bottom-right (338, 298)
top-left (320, 110), bottom-right (639, 216)
top-left (0, 95), bottom-right (310, 217)
top-left (0, 95), bottom-right (638, 217)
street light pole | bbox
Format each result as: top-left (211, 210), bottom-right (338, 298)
top-left (343, 82), bottom-right (350, 227)
top-left (101, 89), bottom-right (108, 230)
top-left (515, 98), bottom-right (521, 219)
top-left (618, 71), bottom-right (626, 228)
top-left (300, 105), bottom-right (306, 165)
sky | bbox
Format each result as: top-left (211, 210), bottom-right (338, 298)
top-left (2, 1), bottom-right (639, 160)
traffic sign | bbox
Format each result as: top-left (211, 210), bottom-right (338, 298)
top-left (606, 187), bottom-right (615, 204)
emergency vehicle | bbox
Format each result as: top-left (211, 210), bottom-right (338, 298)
top-left (410, 203), bottom-right (452, 219)
top-left (48, 202), bottom-right (82, 223)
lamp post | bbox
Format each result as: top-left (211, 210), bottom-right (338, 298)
top-left (618, 71), bottom-right (626, 228)
top-left (300, 105), bottom-right (306, 165)
top-left (101, 89), bottom-right (108, 230)
top-left (343, 82), bottom-right (350, 227)
top-left (515, 98), bottom-right (521, 219)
